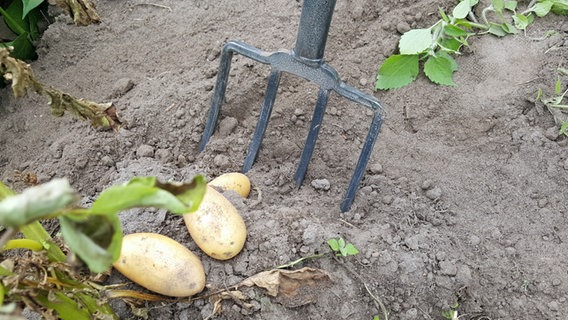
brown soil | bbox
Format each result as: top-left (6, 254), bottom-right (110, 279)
top-left (1, 0), bottom-right (567, 319)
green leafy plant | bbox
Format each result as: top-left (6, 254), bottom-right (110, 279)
top-left (0, 0), bottom-right (101, 61)
top-left (375, 0), bottom-right (568, 90)
top-left (535, 68), bottom-right (568, 136)
top-left (327, 237), bottom-right (360, 257)
top-left (441, 301), bottom-right (460, 319)
top-left (0, 176), bottom-right (206, 319)
top-left (0, 0), bottom-right (45, 60)
top-left (275, 237), bottom-right (360, 269)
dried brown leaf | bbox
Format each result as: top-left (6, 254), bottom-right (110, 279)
top-left (53, 0), bottom-right (101, 25)
top-left (0, 48), bottom-right (123, 131)
top-left (238, 267), bottom-right (332, 308)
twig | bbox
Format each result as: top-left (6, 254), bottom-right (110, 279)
top-left (136, 3), bottom-right (172, 11)
top-left (274, 253), bottom-right (326, 269)
top-left (335, 258), bottom-right (389, 320)
top-left (417, 306), bottom-right (435, 320)
top-left (363, 282), bottom-right (389, 320)
top-left (338, 218), bottom-right (356, 228)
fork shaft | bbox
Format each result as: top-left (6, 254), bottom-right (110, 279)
top-left (243, 69), bottom-right (282, 172)
top-left (294, 0), bottom-right (337, 61)
top-left (294, 88), bottom-right (329, 186)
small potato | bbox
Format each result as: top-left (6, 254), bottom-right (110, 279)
top-left (184, 185), bottom-right (247, 260)
top-left (208, 172), bottom-right (251, 198)
top-left (113, 233), bottom-right (205, 297)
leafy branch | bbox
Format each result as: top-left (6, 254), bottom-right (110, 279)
top-left (375, 0), bottom-right (568, 90)
top-left (536, 68), bottom-right (568, 136)
top-left (0, 47), bottom-right (123, 130)
top-left (0, 176), bottom-right (206, 318)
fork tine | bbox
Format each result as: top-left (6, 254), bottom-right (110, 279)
top-left (243, 69), bottom-right (282, 172)
top-left (340, 111), bottom-right (384, 212)
top-left (198, 47), bottom-right (235, 152)
top-left (294, 88), bottom-right (329, 186)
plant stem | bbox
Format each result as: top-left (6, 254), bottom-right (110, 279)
top-left (4, 238), bottom-right (43, 251)
top-left (275, 253), bottom-right (327, 269)
top-left (20, 221), bottom-right (67, 262)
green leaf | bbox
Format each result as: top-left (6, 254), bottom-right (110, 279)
top-left (22, 0), bottom-right (44, 19)
top-left (327, 239), bottom-right (340, 251)
top-left (555, 76), bottom-right (562, 95)
top-left (375, 54), bottom-right (419, 90)
top-left (90, 176), bottom-right (205, 215)
top-left (453, 18), bottom-right (479, 30)
top-left (59, 213), bottom-right (122, 273)
top-left (0, 1), bottom-right (27, 35)
top-left (35, 291), bottom-right (91, 320)
top-left (26, 7), bottom-right (40, 41)
top-left (439, 38), bottom-right (463, 53)
top-left (513, 13), bottom-right (530, 30)
top-left (338, 237), bottom-right (346, 249)
top-left (444, 24), bottom-right (468, 37)
top-left (453, 0), bottom-right (473, 19)
top-left (501, 22), bottom-right (518, 34)
top-left (491, 0), bottom-right (505, 13)
top-left (530, 1), bottom-right (553, 16)
top-left (399, 28), bottom-right (433, 54)
top-left (20, 221), bottom-right (67, 262)
top-left (559, 119), bottom-right (568, 136)
top-left (343, 243), bottom-right (360, 256)
top-left (504, 0), bottom-right (518, 11)
top-left (551, 0), bottom-right (568, 15)
top-left (488, 23), bottom-right (508, 36)
top-left (0, 179), bottom-right (76, 228)
top-left (439, 7), bottom-right (450, 22)
top-left (424, 53), bottom-right (458, 86)
top-left (0, 181), bottom-right (16, 200)
top-left (10, 32), bottom-right (37, 60)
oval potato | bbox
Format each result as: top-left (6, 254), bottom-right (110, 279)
top-left (208, 172), bottom-right (251, 198)
top-left (184, 185), bottom-right (247, 260)
top-left (113, 233), bottom-right (205, 297)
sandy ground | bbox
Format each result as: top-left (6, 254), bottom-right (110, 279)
top-left (1, 0), bottom-right (567, 319)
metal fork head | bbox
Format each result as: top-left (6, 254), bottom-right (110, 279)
top-left (198, 0), bottom-right (386, 212)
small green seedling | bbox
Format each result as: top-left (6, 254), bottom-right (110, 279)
top-left (327, 237), bottom-right (360, 257)
top-left (376, 0), bottom-right (568, 89)
top-left (536, 68), bottom-right (568, 136)
top-left (441, 301), bottom-right (460, 320)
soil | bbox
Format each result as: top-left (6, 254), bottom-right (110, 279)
top-left (1, 0), bottom-right (567, 319)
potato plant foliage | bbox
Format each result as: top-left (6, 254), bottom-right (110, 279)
top-left (375, 0), bottom-right (568, 89)
top-left (0, 176), bottom-right (206, 319)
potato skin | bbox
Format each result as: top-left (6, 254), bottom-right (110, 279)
top-left (113, 233), bottom-right (205, 297)
top-left (208, 172), bottom-right (251, 198)
top-left (184, 185), bottom-right (247, 260)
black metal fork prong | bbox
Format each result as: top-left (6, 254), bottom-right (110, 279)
top-left (294, 88), bottom-right (329, 186)
top-left (340, 110), bottom-right (383, 212)
top-left (198, 48), bottom-right (235, 152)
top-left (243, 69), bottom-right (282, 172)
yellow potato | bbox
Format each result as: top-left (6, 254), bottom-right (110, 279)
top-left (184, 185), bottom-right (247, 260)
top-left (113, 233), bottom-right (205, 297)
top-left (208, 172), bottom-right (251, 198)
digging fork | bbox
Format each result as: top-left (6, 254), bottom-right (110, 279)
top-left (198, 0), bottom-right (386, 212)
